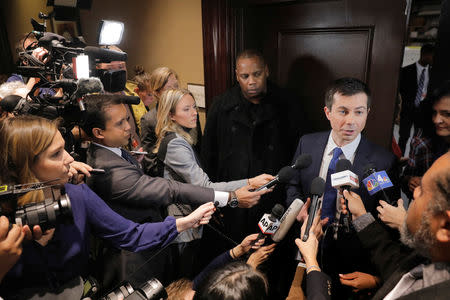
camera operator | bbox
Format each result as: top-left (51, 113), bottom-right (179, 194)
top-left (0, 115), bottom-right (215, 299)
top-left (7, 33), bottom-right (61, 99)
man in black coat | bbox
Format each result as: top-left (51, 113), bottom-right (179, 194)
top-left (398, 44), bottom-right (434, 154)
top-left (200, 49), bottom-right (303, 298)
top-left (201, 49), bottom-right (302, 242)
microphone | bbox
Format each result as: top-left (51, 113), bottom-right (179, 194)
top-left (291, 154), bottom-right (312, 170)
top-left (302, 177), bottom-right (325, 242)
top-left (254, 166), bottom-right (297, 191)
top-left (75, 77), bottom-right (105, 98)
top-left (84, 46), bottom-right (128, 62)
top-left (256, 204), bottom-right (285, 240)
top-left (331, 159), bottom-right (359, 233)
top-left (271, 198), bottom-right (304, 243)
top-left (362, 164), bottom-right (393, 204)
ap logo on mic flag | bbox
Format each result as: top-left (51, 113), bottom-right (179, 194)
top-left (363, 171), bottom-right (393, 195)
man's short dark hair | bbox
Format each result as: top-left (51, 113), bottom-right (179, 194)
top-left (236, 49), bottom-right (266, 67)
top-left (421, 43), bottom-right (435, 56)
top-left (81, 94), bottom-right (124, 137)
top-left (324, 77), bottom-right (371, 109)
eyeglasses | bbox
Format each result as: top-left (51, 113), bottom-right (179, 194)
top-left (25, 41), bottom-right (38, 51)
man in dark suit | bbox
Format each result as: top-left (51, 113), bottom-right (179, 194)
top-left (79, 94), bottom-right (265, 289)
top-left (398, 44), bottom-right (434, 154)
top-left (342, 151), bottom-right (450, 299)
top-left (286, 78), bottom-right (399, 298)
top-left (295, 151), bottom-right (450, 300)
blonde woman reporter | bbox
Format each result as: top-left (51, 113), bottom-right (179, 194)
top-left (153, 89), bottom-right (273, 277)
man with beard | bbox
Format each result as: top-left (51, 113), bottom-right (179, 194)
top-left (340, 151), bottom-right (450, 299)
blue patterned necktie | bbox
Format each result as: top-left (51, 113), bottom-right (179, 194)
top-left (322, 147), bottom-right (343, 223)
top-left (415, 68), bottom-right (425, 107)
top-left (121, 149), bottom-right (136, 165)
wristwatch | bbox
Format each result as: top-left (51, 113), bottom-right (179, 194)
top-left (228, 191), bottom-right (239, 208)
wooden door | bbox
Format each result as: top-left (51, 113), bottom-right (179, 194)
top-left (202, 0), bottom-right (408, 149)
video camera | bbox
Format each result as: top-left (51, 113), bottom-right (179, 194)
top-left (100, 279), bottom-right (167, 300)
top-left (0, 180), bottom-right (73, 231)
top-left (7, 15), bottom-right (129, 124)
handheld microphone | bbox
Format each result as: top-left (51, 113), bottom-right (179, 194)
top-left (332, 159), bottom-right (359, 233)
top-left (254, 166), bottom-right (297, 191)
top-left (271, 198), bottom-right (304, 243)
top-left (302, 177), bottom-right (325, 242)
top-left (256, 204), bottom-right (285, 240)
top-left (291, 154), bottom-right (312, 170)
top-left (362, 164), bottom-right (393, 204)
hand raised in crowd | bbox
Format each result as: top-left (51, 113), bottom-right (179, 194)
top-left (296, 198), bottom-right (311, 222)
top-left (0, 216), bottom-right (24, 282)
top-left (341, 190), bottom-right (367, 220)
top-left (22, 224), bottom-right (55, 247)
top-left (131, 147), bottom-right (146, 163)
top-left (247, 243), bottom-right (276, 269)
top-left (377, 199), bottom-right (407, 231)
top-left (248, 174), bottom-right (275, 189)
top-left (230, 233), bottom-right (265, 260)
top-left (235, 185), bottom-right (270, 208)
top-left (408, 176), bottom-right (421, 192)
top-left (69, 161), bottom-right (94, 184)
top-left (339, 271), bottom-right (380, 293)
top-left (295, 210), bottom-right (325, 273)
top-left (176, 202), bottom-right (215, 232)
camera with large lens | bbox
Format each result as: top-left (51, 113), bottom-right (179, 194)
top-left (14, 187), bottom-right (73, 231)
top-left (0, 184), bottom-right (73, 231)
top-left (100, 279), bottom-right (167, 300)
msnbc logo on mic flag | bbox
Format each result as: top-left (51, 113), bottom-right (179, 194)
top-left (362, 171), bottom-right (393, 195)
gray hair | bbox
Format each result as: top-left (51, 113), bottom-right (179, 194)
top-left (0, 81), bottom-right (28, 99)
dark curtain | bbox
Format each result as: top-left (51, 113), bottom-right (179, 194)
top-left (0, 6), bottom-right (14, 76)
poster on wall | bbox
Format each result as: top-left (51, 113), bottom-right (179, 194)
top-left (187, 83), bottom-right (206, 108)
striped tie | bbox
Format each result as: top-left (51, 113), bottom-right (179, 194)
top-left (415, 68), bottom-right (425, 107)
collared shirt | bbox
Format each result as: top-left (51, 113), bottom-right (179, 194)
top-left (91, 142), bottom-right (230, 206)
top-left (353, 213), bottom-right (450, 299)
top-left (318, 132), bottom-right (361, 219)
top-left (92, 142), bottom-right (124, 159)
top-left (416, 62), bottom-right (430, 101)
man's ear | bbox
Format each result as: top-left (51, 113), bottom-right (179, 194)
top-left (134, 87), bottom-right (139, 94)
top-left (324, 106), bottom-right (331, 120)
top-left (435, 210), bottom-right (450, 243)
top-left (92, 128), bottom-right (104, 140)
top-left (265, 65), bottom-right (269, 77)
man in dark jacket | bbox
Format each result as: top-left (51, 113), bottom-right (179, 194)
top-left (398, 44), bottom-right (434, 154)
top-left (202, 49), bottom-right (302, 242)
top-left (201, 49), bottom-right (303, 298)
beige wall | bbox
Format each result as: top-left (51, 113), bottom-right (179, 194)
top-left (3, 0), bottom-right (52, 61)
top-left (4, 0), bottom-right (206, 127)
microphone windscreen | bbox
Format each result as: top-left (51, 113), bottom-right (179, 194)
top-left (310, 177), bottom-right (325, 196)
top-left (293, 154), bottom-right (312, 170)
top-left (336, 159), bottom-right (352, 172)
top-left (84, 46), bottom-right (128, 62)
top-left (271, 204), bottom-right (285, 220)
top-left (278, 166), bottom-right (297, 183)
top-left (76, 77), bottom-right (104, 96)
top-left (0, 95), bottom-right (22, 112)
